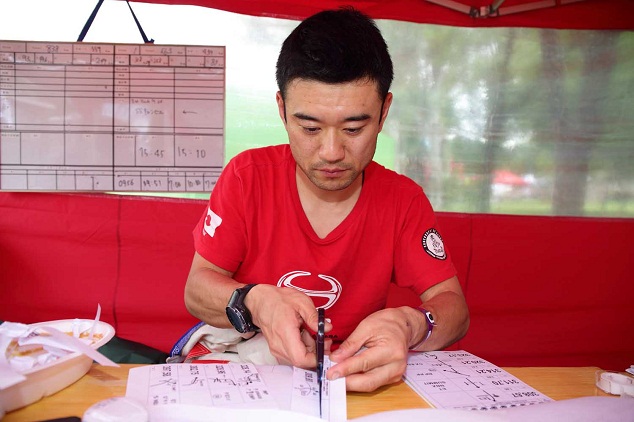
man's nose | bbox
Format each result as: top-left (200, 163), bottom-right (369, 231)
top-left (319, 130), bottom-right (345, 163)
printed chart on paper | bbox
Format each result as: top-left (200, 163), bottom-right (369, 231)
top-left (0, 40), bottom-right (225, 192)
top-left (132, 363), bottom-right (277, 408)
top-left (405, 350), bottom-right (552, 410)
top-left (125, 360), bottom-right (347, 420)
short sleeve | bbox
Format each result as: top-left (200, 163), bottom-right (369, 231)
top-left (392, 192), bottom-right (457, 295)
top-left (192, 158), bottom-right (248, 272)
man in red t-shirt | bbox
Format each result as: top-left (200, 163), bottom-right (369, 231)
top-left (185, 8), bottom-right (469, 392)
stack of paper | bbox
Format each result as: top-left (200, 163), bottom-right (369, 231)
top-left (404, 350), bottom-right (552, 410)
top-left (125, 356), bottom-right (346, 421)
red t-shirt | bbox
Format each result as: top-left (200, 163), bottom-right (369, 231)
top-left (193, 144), bottom-right (456, 342)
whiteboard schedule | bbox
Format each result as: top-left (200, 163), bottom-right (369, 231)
top-left (0, 40), bottom-right (225, 192)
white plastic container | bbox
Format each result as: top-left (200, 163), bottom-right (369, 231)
top-left (0, 319), bottom-right (115, 413)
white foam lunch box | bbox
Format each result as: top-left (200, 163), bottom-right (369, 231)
top-left (0, 319), bottom-right (115, 413)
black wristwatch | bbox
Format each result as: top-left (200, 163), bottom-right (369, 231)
top-left (226, 284), bottom-right (260, 333)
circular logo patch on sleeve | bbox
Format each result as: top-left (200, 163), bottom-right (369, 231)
top-left (422, 228), bottom-right (447, 260)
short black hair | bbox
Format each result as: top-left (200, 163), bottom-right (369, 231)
top-left (276, 7), bottom-right (394, 101)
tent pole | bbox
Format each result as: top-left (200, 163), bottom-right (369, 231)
top-left (424, 0), bottom-right (472, 15)
top-left (426, 0), bottom-right (590, 19)
top-left (491, 0), bottom-right (506, 13)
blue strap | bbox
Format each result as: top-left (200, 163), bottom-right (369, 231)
top-left (77, 0), bottom-right (104, 42)
top-left (169, 321), bottom-right (206, 357)
top-left (77, 0), bottom-right (154, 44)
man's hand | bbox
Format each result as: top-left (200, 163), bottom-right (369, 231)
top-left (327, 308), bottom-right (413, 392)
top-left (246, 284), bottom-right (332, 369)
top-left (326, 276), bottom-right (469, 392)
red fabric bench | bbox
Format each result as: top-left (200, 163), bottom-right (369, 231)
top-left (1, 192), bottom-right (632, 370)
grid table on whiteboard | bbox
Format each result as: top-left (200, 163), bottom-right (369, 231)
top-left (0, 40), bottom-right (225, 192)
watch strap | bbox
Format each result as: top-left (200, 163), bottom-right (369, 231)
top-left (409, 307), bottom-right (436, 350)
top-left (227, 284), bottom-right (259, 332)
top-left (239, 283), bottom-right (258, 296)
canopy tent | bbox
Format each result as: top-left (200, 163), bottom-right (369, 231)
top-left (1, 0), bottom-right (632, 372)
top-left (130, 0), bottom-right (634, 29)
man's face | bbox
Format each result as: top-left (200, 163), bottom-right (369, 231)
top-left (277, 78), bottom-right (392, 193)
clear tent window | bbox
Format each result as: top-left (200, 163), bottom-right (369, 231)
top-left (1, 0), bottom-right (632, 217)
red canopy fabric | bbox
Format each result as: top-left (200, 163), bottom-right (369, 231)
top-left (131, 0), bottom-right (634, 29)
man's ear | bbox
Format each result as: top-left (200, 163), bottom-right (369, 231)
top-left (276, 91), bottom-right (287, 123)
top-left (378, 92), bottom-right (393, 131)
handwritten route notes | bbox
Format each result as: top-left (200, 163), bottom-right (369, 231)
top-left (128, 363), bottom-right (277, 409)
top-left (404, 350), bottom-right (552, 410)
top-left (290, 358), bottom-right (346, 421)
top-left (126, 358), bottom-right (346, 421)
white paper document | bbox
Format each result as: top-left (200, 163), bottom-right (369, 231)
top-left (289, 357), bottom-right (347, 421)
top-left (404, 350), bottom-right (552, 410)
top-left (126, 356), bottom-right (346, 421)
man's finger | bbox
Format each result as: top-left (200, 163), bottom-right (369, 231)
top-left (330, 332), bottom-right (366, 362)
top-left (272, 323), bottom-right (316, 368)
top-left (343, 363), bottom-right (404, 392)
top-left (301, 328), bottom-right (317, 352)
top-left (328, 349), bottom-right (372, 380)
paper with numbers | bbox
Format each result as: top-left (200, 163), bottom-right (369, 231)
top-left (404, 350), bottom-right (552, 410)
top-left (126, 358), bottom-right (346, 421)
top-left (1, 40), bottom-right (224, 192)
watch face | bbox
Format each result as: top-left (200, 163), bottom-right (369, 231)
top-left (226, 307), bottom-right (248, 333)
top-left (226, 285), bottom-right (260, 333)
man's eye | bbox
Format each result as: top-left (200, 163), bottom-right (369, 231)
top-left (302, 126), bottom-right (320, 134)
top-left (345, 127), bottom-right (363, 135)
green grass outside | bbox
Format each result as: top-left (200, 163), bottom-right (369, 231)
top-left (488, 198), bottom-right (634, 217)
